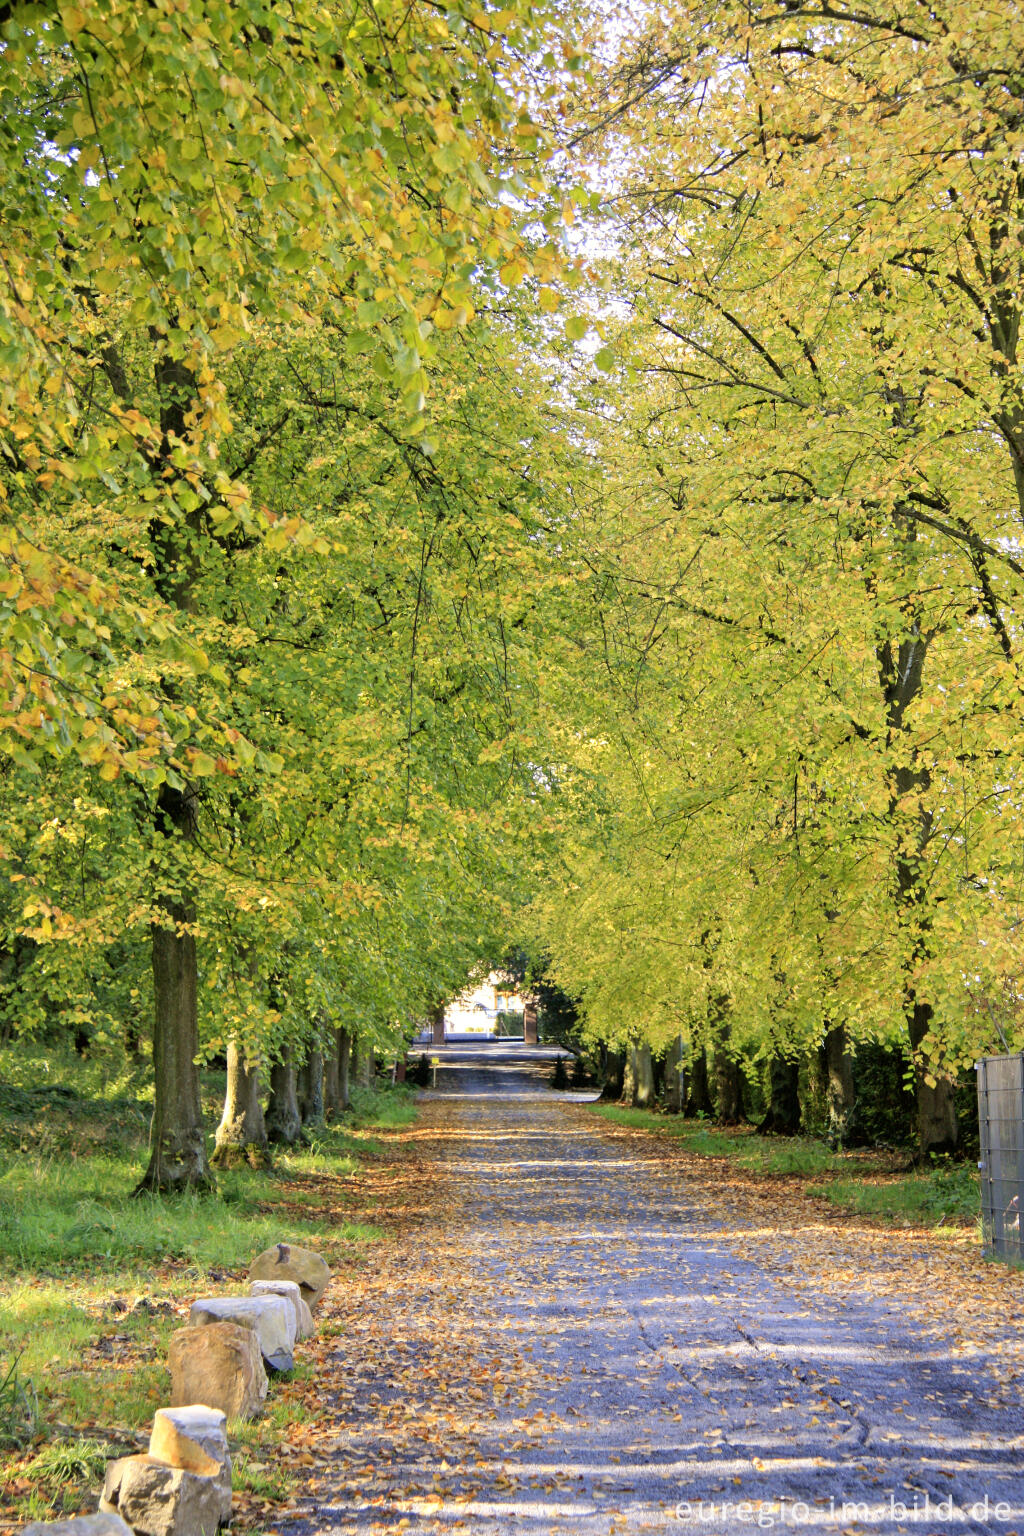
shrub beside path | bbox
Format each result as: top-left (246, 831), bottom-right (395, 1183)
top-left (268, 1046), bottom-right (1024, 1536)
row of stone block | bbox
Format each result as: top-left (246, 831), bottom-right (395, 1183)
top-left (24, 1244), bottom-right (331, 1536)
top-left (168, 1243), bottom-right (327, 1421)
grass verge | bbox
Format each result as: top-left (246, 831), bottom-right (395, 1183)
top-left (591, 1104), bottom-right (980, 1227)
top-left (0, 1063), bottom-right (420, 1531)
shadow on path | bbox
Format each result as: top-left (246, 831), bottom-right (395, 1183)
top-left (279, 1044), bottom-right (1024, 1536)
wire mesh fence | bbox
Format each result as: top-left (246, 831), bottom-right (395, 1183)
top-left (976, 1052), bottom-right (1024, 1265)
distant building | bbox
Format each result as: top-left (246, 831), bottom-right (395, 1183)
top-left (445, 973), bottom-right (529, 1035)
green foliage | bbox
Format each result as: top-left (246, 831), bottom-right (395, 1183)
top-left (812, 1167), bottom-right (980, 1229)
top-left (5, 0), bottom-right (1023, 1174)
top-left (0, 0), bottom-right (572, 775)
top-left (525, 0), bottom-right (1024, 1162)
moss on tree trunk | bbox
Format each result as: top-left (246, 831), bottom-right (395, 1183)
top-left (212, 1041), bottom-right (270, 1170)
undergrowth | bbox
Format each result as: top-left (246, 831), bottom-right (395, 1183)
top-left (592, 1104), bottom-right (980, 1226)
top-left (594, 1106), bottom-right (841, 1174)
top-left (809, 1164), bottom-right (980, 1227)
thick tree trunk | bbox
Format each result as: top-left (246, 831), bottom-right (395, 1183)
top-left (265, 1052), bottom-right (302, 1145)
top-left (633, 1042), bottom-right (655, 1108)
top-left (909, 1000), bottom-right (959, 1156)
top-left (136, 352), bottom-right (212, 1196)
top-left (622, 1048), bottom-right (636, 1105)
top-left (714, 1053), bottom-right (745, 1124)
top-left (661, 1037), bottom-right (685, 1113)
top-left (877, 575), bottom-right (955, 1159)
top-left (712, 1017), bottom-right (745, 1124)
top-left (135, 784), bottom-right (213, 1194)
top-left (758, 1055), bottom-right (802, 1135)
top-left (685, 1047), bottom-right (713, 1116)
top-left (431, 1004), bottom-right (446, 1046)
top-left (821, 1024), bottom-right (855, 1148)
top-left (600, 1049), bottom-right (625, 1102)
top-left (298, 1049), bottom-right (325, 1129)
top-left (211, 1042), bottom-right (270, 1169)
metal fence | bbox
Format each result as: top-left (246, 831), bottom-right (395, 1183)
top-left (976, 1052), bottom-right (1024, 1264)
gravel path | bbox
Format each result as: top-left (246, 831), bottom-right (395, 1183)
top-left (279, 1045), bottom-right (1024, 1536)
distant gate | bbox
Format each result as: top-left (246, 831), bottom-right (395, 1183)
top-left (976, 1052), bottom-right (1024, 1265)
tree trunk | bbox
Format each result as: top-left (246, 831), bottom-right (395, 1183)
top-left (633, 1042), bottom-right (655, 1108)
top-left (714, 1054), bottom-right (745, 1124)
top-left (712, 1021), bottom-right (745, 1123)
top-left (135, 350), bottom-right (212, 1196)
top-left (135, 784), bottom-right (213, 1194)
top-left (622, 1048), bottom-right (636, 1105)
top-left (337, 1028), bottom-right (351, 1111)
top-left (355, 1037), bottom-right (374, 1089)
top-left (323, 1035), bottom-right (340, 1119)
top-left (600, 1049), bottom-right (625, 1102)
top-left (877, 563), bottom-right (953, 1159)
top-left (909, 1000), bottom-right (959, 1156)
top-left (298, 1049), bottom-right (325, 1129)
top-left (821, 1024), bottom-right (855, 1148)
top-left (211, 1042), bottom-right (270, 1169)
top-left (758, 1055), bottom-right (802, 1135)
top-left (685, 1047), bottom-right (713, 1116)
top-left (265, 1052), bottom-right (302, 1145)
top-left (661, 1036), bottom-right (685, 1113)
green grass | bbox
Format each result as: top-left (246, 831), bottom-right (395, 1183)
top-left (347, 1080), bottom-right (419, 1128)
top-left (0, 1151), bottom-right (379, 1273)
top-left (24, 1437), bottom-right (113, 1489)
top-left (809, 1164), bottom-right (980, 1227)
top-left (594, 1104), bottom-right (980, 1228)
top-left (0, 1043), bottom-right (417, 1524)
top-left (594, 1105), bottom-right (841, 1175)
top-left (0, 1353), bottom-right (38, 1448)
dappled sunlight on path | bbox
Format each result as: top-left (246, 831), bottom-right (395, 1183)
top-left (274, 1052), bottom-right (1024, 1536)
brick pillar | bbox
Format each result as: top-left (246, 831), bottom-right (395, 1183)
top-left (523, 1001), bottom-right (538, 1045)
top-left (431, 1003), bottom-right (446, 1046)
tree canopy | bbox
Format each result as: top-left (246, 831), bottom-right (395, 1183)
top-left (3, 0), bottom-right (1023, 1173)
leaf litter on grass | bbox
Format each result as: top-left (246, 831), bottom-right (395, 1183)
top-left (0, 1103), bottom-right (434, 1534)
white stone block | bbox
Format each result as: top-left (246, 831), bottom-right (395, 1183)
top-left (188, 1295), bottom-right (295, 1372)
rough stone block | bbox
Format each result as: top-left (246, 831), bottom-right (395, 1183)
top-left (168, 1321), bottom-right (267, 1421)
top-left (99, 1455), bottom-right (223, 1536)
top-left (188, 1295), bottom-right (294, 1372)
top-left (23, 1518), bottom-right (134, 1536)
top-left (250, 1279), bottom-right (314, 1340)
top-left (149, 1405), bottom-right (231, 1522)
top-left (248, 1241), bottom-right (331, 1310)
